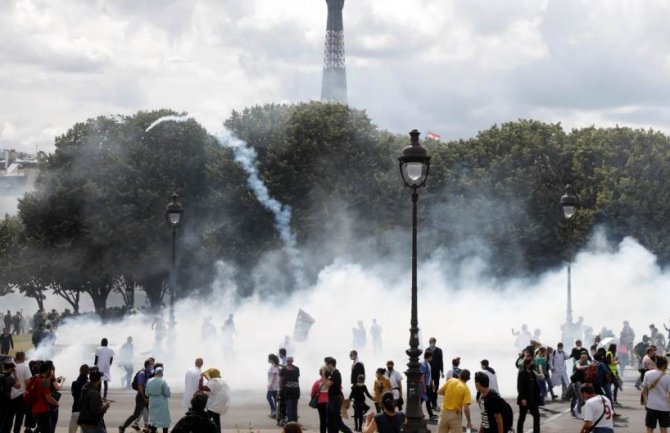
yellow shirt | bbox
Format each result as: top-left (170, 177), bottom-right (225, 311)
top-left (373, 376), bottom-right (392, 402)
top-left (440, 378), bottom-right (472, 411)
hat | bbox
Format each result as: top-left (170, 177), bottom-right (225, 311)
top-left (203, 368), bottom-right (221, 379)
top-left (89, 371), bottom-right (103, 381)
top-left (154, 367), bottom-right (164, 376)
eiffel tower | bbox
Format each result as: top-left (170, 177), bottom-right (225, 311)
top-left (320, 0), bottom-right (347, 103)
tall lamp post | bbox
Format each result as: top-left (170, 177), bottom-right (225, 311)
top-left (165, 193), bottom-right (183, 333)
top-left (560, 184), bottom-right (578, 329)
top-left (398, 130), bottom-right (430, 433)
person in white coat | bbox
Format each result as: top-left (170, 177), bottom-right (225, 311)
top-left (183, 358), bottom-right (204, 410)
top-left (202, 368), bottom-right (230, 433)
top-left (550, 342), bottom-right (570, 399)
top-left (94, 338), bottom-right (114, 400)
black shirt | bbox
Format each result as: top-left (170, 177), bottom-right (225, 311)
top-left (479, 391), bottom-right (503, 433)
top-left (349, 383), bottom-right (373, 404)
top-left (279, 365), bottom-right (300, 399)
top-left (328, 369), bottom-right (343, 398)
top-left (351, 361), bottom-right (365, 385)
top-left (71, 374), bottom-right (89, 412)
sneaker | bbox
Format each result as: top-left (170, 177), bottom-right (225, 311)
top-left (131, 424), bottom-right (141, 432)
top-left (119, 427), bottom-right (126, 433)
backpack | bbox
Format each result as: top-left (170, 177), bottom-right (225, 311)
top-left (131, 370), bottom-right (144, 390)
top-left (23, 375), bottom-right (41, 405)
top-left (585, 362), bottom-right (598, 384)
top-left (487, 391), bottom-right (513, 433)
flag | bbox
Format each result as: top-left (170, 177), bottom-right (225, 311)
top-left (292, 308), bottom-right (315, 342)
top-left (427, 132), bottom-right (441, 140)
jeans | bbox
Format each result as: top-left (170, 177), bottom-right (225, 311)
top-left (285, 399), bottom-right (298, 422)
top-left (327, 397), bottom-right (352, 433)
top-left (266, 390), bottom-right (278, 412)
top-left (536, 377), bottom-right (547, 405)
top-left (517, 404), bottom-right (540, 433)
top-left (317, 403), bottom-right (328, 433)
top-left (80, 423), bottom-right (106, 433)
top-left (11, 396), bottom-right (26, 433)
top-left (35, 412), bottom-right (52, 433)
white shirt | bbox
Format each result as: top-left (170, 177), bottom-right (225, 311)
top-left (10, 361), bottom-right (32, 400)
top-left (268, 365), bottom-right (280, 391)
top-left (206, 378), bottom-right (230, 415)
top-left (643, 369), bottom-right (670, 412)
top-left (183, 367), bottom-right (202, 410)
top-left (480, 370), bottom-right (499, 393)
top-left (94, 346), bottom-right (114, 381)
top-left (583, 394), bottom-right (614, 429)
top-left (386, 369), bottom-right (403, 400)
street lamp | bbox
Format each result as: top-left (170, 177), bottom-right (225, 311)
top-left (398, 130), bottom-right (430, 433)
top-left (560, 184), bottom-right (578, 330)
top-left (165, 193), bottom-right (183, 333)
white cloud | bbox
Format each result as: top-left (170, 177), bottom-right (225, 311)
top-left (0, 0), bottom-right (669, 152)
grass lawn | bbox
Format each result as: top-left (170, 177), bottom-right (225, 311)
top-left (7, 334), bottom-right (32, 356)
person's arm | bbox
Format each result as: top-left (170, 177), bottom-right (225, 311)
top-left (463, 404), bottom-right (472, 430)
top-left (53, 377), bottom-right (64, 391)
top-left (437, 383), bottom-right (445, 396)
top-left (494, 413), bottom-right (504, 433)
top-left (109, 357), bottom-right (113, 366)
top-left (579, 419), bottom-right (594, 432)
top-left (10, 335), bottom-right (13, 349)
top-left (94, 355), bottom-right (99, 366)
top-left (642, 384), bottom-right (649, 406)
top-left (364, 385), bottom-right (374, 400)
top-left (362, 413), bottom-right (377, 433)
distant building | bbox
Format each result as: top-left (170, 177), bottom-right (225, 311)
top-left (320, 0), bottom-right (347, 103)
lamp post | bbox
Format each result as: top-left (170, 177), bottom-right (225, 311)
top-left (560, 184), bottom-right (578, 329)
top-left (165, 193), bottom-right (183, 333)
top-left (398, 130), bottom-right (430, 433)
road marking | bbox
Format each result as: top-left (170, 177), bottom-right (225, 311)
top-left (524, 407), bottom-right (571, 433)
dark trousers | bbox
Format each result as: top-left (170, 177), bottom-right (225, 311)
top-left (0, 397), bottom-right (9, 433)
top-left (430, 376), bottom-right (440, 408)
top-left (353, 404), bottom-right (365, 430)
top-left (424, 398), bottom-right (435, 418)
top-left (207, 411), bottom-right (221, 433)
top-left (327, 397), bottom-right (352, 433)
top-left (317, 403), bottom-right (328, 433)
top-left (35, 412), bottom-right (52, 433)
top-left (8, 396), bottom-right (25, 433)
top-left (122, 393), bottom-right (147, 428)
top-left (285, 399), bottom-right (298, 422)
top-left (517, 404), bottom-right (540, 433)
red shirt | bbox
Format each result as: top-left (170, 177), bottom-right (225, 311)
top-left (31, 377), bottom-right (52, 414)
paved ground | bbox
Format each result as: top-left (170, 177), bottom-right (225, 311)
top-left (53, 370), bottom-right (644, 432)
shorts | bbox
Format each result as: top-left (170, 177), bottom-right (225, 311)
top-left (645, 408), bottom-right (670, 428)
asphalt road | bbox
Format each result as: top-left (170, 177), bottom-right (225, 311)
top-left (52, 371), bottom-right (645, 433)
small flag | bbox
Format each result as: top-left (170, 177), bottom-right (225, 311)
top-left (427, 132), bottom-right (441, 140)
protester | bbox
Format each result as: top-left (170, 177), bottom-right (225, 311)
top-left (70, 364), bottom-right (90, 433)
top-left (372, 368), bottom-right (391, 414)
top-left (350, 350), bottom-right (365, 385)
top-left (145, 367), bottom-right (171, 433)
top-left (516, 357), bottom-right (540, 433)
top-left (119, 337), bottom-right (134, 390)
top-left (183, 358), bottom-right (203, 411)
top-left (118, 358), bottom-right (154, 433)
top-left (427, 337), bottom-right (444, 411)
top-left (77, 370), bottom-right (111, 433)
top-left (0, 361), bottom-right (21, 433)
top-left (437, 369), bottom-right (473, 433)
top-left (479, 360), bottom-right (499, 393)
top-left (267, 354), bottom-right (280, 419)
top-left (202, 368), bottom-right (229, 433)
top-left (170, 392), bottom-right (217, 433)
top-left (420, 350), bottom-right (437, 420)
top-left (579, 383), bottom-right (614, 433)
top-left (642, 355), bottom-right (670, 433)
top-left (349, 374), bottom-right (373, 432)
top-left (362, 392), bottom-right (405, 433)
top-left (550, 342), bottom-right (570, 399)
top-left (280, 356), bottom-right (300, 424)
top-left (0, 328), bottom-right (13, 355)
top-left (94, 338), bottom-right (114, 400)
top-left (474, 372), bottom-right (506, 433)
top-left (31, 361), bottom-right (60, 433)
top-left (570, 351), bottom-right (590, 417)
top-left (9, 352), bottom-right (31, 433)
top-left (325, 357), bottom-right (351, 433)
top-left (385, 360), bottom-right (403, 411)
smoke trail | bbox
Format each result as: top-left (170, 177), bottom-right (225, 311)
top-left (145, 114), bottom-right (306, 289)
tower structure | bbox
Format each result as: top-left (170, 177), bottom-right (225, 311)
top-left (321, 0), bottom-right (347, 103)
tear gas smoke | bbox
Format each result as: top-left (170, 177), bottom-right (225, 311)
top-left (13, 230), bottom-right (668, 401)
top-left (146, 115), bottom-right (306, 290)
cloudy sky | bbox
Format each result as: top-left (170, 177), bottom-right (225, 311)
top-left (2, 0), bottom-right (670, 153)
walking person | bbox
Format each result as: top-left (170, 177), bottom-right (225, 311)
top-left (118, 358), bottom-right (154, 433)
top-left (474, 372), bottom-right (508, 433)
top-left (183, 358), bottom-right (203, 411)
top-left (385, 361), bottom-right (403, 411)
top-left (579, 383), bottom-right (614, 433)
top-left (350, 351), bottom-right (365, 385)
top-left (516, 357), bottom-right (540, 433)
top-left (9, 352), bottom-right (31, 433)
top-left (0, 328), bottom-right (13, 355)
top-left (362, 392), bottom-right (405, 433)
top-left (324, 357), bottom-right (352, 433)
top-left (311, 368), bottom-right (329, 433)
top-left (437, 369), bottom-right (473, 433)
top-left (202, 368), bottom-right (230, 433)
top-left (145, 367), bottom-right (171, 433)
top-left (420, 350), bottom-right (437, 420)
top-left (570, 351), bottom-right (590, 417)
top-left (349, 374), bottom-right (373, 432)
top-left (550, 342), bottom-right (570, 399)
top-left (479, 360), bottom-right (499, 393)
top-left (94, 338), bottom-right (114, 400)
top-left (119, 337), bottom-right (134, 390)
top-left (69, 365), bottom-right (90, 433)
top-left (267, 354), bottom-right (280, 419)
top-left (642, 355), bottom-right (670, 433)
top-left (372, 368), bottom-right (391, 414)
top-left (77, 370), bottom-right (111, 433)
top-left (427, 337), bottom-right (444, 411)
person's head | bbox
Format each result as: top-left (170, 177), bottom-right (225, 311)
top-left (154, 367), bottom-right (164, 377)
top-left (127, 336), bottom-right (133, 343)
top-left (429, 337), bottom-right (436, 347)
top-left (575, 339), bottom-right (582, 347)
top-left (195, 358), bottom-right (204, 368)
top-left (3, 362), bottom-right (15, 373)
top-left (648, 346), bottom-right (657, 356)
top-left (424, 350), bottom-right (432, 361)
top-left (79, 364), bottom-right (90, 376)
top-left (89, 370), bottom-right (103, 385)
top-left (538, 346), bottom-right (547, 355)
top-left (593, 352), bottom-right (603, 362)
top-left (376, 368), bottom-right (386, 378)
top-left (279, 348), bottom-right (287, 357)
top-left (557, 342), bottom-right (564, 351)
top-left (357, 374), bottom-right (365, 384)
top-left (386, 360), bottom-right (394, 371)
top-left (381, 391), bottom-right (396, 412)
top-left (579, 383), bottom-right (596, 399)
top-left (579, 352), bottom-right (589, 363)
top-left (608, 344), bottom-right (617, 353)
top-left (100, 338), bottom-right (108, 347)
top-left (190, 391), bottom-right (209, 412)
top-left (14, 351), bottom-right (25, 363)
top-left (656, 355), bottom-right (669, 370)
top-left (349, 350), bottom-right (358, 360)
top-left (39, 361), bottom-right (52, 376)
top-left (474, 371), bottom-right (489, 392)
top-left (282, 421), bottom-right (303, 433)
top-left (452, 357), bottom-right (460, 367)
top-left (480, 359), bottom-right (489, 369)
top-left (2, 328), bottom-right (8, 334)
top-left (203, 368), bottom-right (221, 379)
top-left (287, 356), bottom-right (294, 365)
top-left (268, 354), bottom-right (279, 365)
top-left (144, 358), bottom-right (154, 368)
top-left (459, 369), bottom-right (471, 383)
top-left (523, 357), bottom-right (534, 371)
top-left (325, 357), bottom-right (336, 370)
top-left (624, 320), bottom-right (629, 326)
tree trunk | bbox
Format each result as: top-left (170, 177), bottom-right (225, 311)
top-left (140, 273), bottom-right (167, 310)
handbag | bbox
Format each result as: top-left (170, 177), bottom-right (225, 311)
top-left (309, 394), bottom-right (318, 408)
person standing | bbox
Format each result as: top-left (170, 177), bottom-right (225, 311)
top-left (311, 368), bottom-right (329, 433)
top-left (0, 328), bottom-right (13, 355)
top-left (1, 362), bottom-right (21, 433)
top-left (551, 343), bottom-right (570, 399)
top-left (324, 357), bottom-right (352, 433)
top-left (372, 368), bottom-right (391, 414)
top-left (385, 361), bottom-right (403, 411)
top-left (3, 311), bottom-right (11, 331)
top-left (516, 357), bottom-right (540, 433)
top-left (642, 355), bottom-right (670, 433)
top-left (31, 362), bottom-right (60, 433)
top-left (437, 369), bottom-right (473, 433)
top-left (267, 354), bottom-right (280, 418)
top-left (479, 360), bottom-right (499, 393)
top-left (420, 350), bottom-right (437, 420)
top-left (119, 337), bottom-right (134, 390)
top-left (350, 351), bottom-right (365, 385)
top-left (171, 392), bottom-right (217, 433)
top-left (69, 365), bottom-right (90, 433)
top-left (370, 320), bottom-right (382, 353)
top-left (145, 367), bottom-right (171, 433)
top-left (183, 359), bottom-right (203, 411)
top-left (77, 370), bottom-right (110, 433)
top-left (202, 368), bottom-right (230, 433)
top-left (474, 372), bottom-right (505, 433)
top-left (427, 337), bottom-right (444, 411)
top-left (94, 338), bottom-right (114, 400)
top-left (9, 352), bottom-right (31, 433)
top-left (349, 374), bottom-right (374, 432)
top-left (579, 383), bottom-right (614, 433)
top-left (12, 314), bottom-right (21, 336)
top-left (352, 321), bottom-right (367, 351)
top-left (280, 356), bottom-right (300, 424)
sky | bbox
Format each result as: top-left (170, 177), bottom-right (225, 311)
top-left (2, 0), bottom-right (670, 153)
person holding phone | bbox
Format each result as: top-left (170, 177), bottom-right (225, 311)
top-left (78, 370), bottom-right (111, 433)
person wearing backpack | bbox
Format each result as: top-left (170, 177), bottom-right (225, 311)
top-left (119, 358), bottom-right (154, 433)
top-left (474, 372), bottom-right (512, 433)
